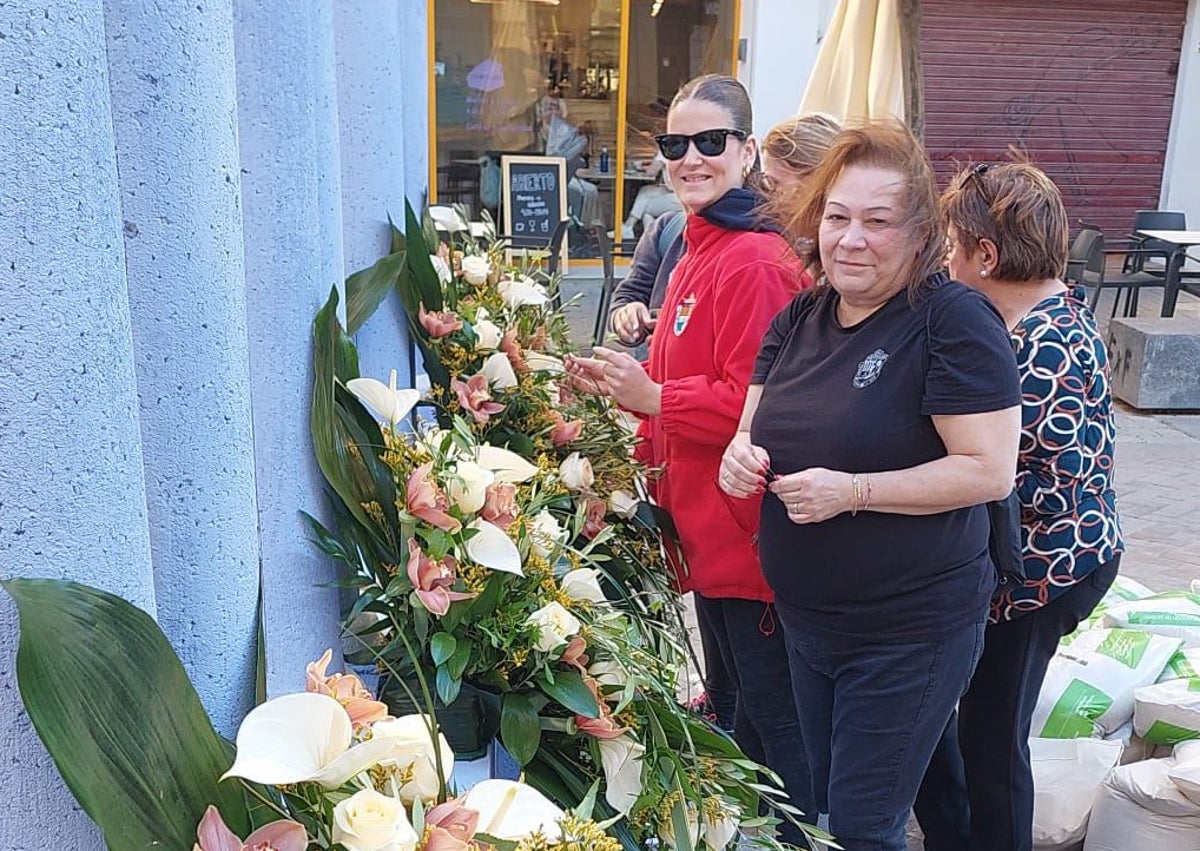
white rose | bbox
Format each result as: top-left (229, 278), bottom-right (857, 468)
top-left (474, 318), bottom-right (503, 351)
top-left (429, 254), bottom-right (452, 285)
top-left (530, 510), bottom-right (568, 559)
top-left (561, 568), bottom-right (606, 604)
top-left (446, 460), bottom-right (494, 514)
top-left (598, 734), bottom-right (646, 816)
top-left (526, 601), bottom-right (581, 652)
top-left (588, 659), bottom-right (625, 687)
top-left (481, 351), bottom-right (518, 389)
top-left (370, 715), bottom-right (456, 805)
top-left (498, 276), bottom-right (549, 308)
top-left (558, 452), bottom-right (594, 493)
top-left (332, 789), bottom-right (419, 851)
top-left (461, 254), bottom-right (491, 285)
top-left (609, 490), bottom-right (639, 519)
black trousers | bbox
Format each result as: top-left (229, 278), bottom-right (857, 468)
top-left (694, 594), bottom-right (817, 843)
top-left (916, 556), bottom-right (1120, 851)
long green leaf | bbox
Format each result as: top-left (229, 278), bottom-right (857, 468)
top-left (345, 250), bottom-right (407, 335)
top-left (404, 201), bottom-right (444, 311)
top-left (538, 668), bottom-right (600, 718)
top-left (499, 692), bottom-right (543, 766)
top-left (2, 578), bottom-right (250, 849)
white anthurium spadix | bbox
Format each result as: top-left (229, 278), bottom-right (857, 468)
top-left (346, 369), bottom-right (420, 426)
top-left (222, 692), bottom-right (395, 790)
top-left (463, 779), bottom-right (565, 841)
top-left (464, 519), bottom-right (523, 576)
top-left (475, 444), bottom-right (539, 483)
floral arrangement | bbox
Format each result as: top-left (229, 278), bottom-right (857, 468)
top-left (308, 204), bottom-right (835, 850)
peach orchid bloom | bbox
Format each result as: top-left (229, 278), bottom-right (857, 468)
top-left (582, 497), bottom-right (608, 540)
top-left (451, 374), bottom-right (506, 424)
top-left (419, 306), bottom-right (463, 339)
top-left (499, 329), bottom-right (528, 373)
top-left (480, 481), bottom-right (518, 531)
top-left (548, 410), bottom-right (583, 447)
top-left (561, 635), bottom-right (589, 670)
top-left (574, 676), bottom-right (626, 740)
top-left (305, 649), bottom-right (389, 731)
top-left (424, 800), bottom-right (481, 851)
top-left (406, 461), bottom-right (462, 532)
top-left (193, 805), bottom-right (306, 851)
top-left (408, 538), bottom-right (476, 616)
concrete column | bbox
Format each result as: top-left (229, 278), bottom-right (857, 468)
top-left (333, 0), bottom-right (417, 388)
top-left (398, 1), bottom-right (431, 207)
top-left (232, 0), bottom-right (350, 695)
top-left (0, 2), bottom-right (156, 847)
top-left (103, 0), bottom-right (258, 735)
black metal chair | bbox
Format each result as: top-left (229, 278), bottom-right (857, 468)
top-left (591, 225), bottom-right (618, 348)
top-left (1075, 226), bottom-right (1171, 318)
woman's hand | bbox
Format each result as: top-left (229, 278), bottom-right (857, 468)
top-left (563, 354), bottom-right (612, 396)
top-left (770, 468), bottom-right (854, 524)
top-left (611, 302), bottom-right (657, 345)
top-left (719, 433), bottom-right (770, 498)
top-left (583, 347), bottom-right (662, 415)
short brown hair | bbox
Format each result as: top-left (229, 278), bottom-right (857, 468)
top-left (779, 119), bottom-right (944, 289)
top-left (941, 162), bottom-right (1068, 282)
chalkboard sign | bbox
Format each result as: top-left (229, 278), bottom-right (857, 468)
top-left (501, 155), bottom-right (568, 270)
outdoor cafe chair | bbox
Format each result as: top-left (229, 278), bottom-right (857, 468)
top-left (1073, 225), bottom-right (1170, 318)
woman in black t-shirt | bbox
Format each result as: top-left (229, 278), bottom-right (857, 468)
top-left (718, 122), bottom-right (1022, 851)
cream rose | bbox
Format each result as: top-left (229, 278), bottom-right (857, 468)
top-left (474, 317), bottom-right (503, 351)
top-left (527, 601), bottom-right (581, 652)
top-left (332, 789), bottom-right (419, 851)
top-left (370, 715), bottom-right (456, 805)
top-left (558, 452), bottom-right (594, 493)
top-left (461, 254), bottom-right (491, 286)
top-left (530, 510), bottom-right (568, 559)
top-left (446, 460), bottom-right (494, 514)
top-left (561, 568), bottom-right (606, 604)
top-left (481, 351), bottom-right (519, 390)
top-left (498, 276), bottom-right (549, 308)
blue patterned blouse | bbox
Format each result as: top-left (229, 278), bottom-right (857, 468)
top-left (991, 290), bottom-right (1125, 622)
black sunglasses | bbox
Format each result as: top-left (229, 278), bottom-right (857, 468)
top-left (961, 163), bottom-right (992, 200)
top-left (654, 128), bottom-right (747, 161)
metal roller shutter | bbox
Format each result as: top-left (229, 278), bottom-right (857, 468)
top-left (920, 0), bottom-right (1187, 237)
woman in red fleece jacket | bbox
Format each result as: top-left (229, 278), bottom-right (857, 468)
top-left (566, 74), bottom-right (815, 839)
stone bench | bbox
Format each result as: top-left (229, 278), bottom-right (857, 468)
top-left (1107, 317), bottom-right (1200, 410)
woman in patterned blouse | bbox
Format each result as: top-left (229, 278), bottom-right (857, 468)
top-left (917, 162), bottom-right (1125, 851)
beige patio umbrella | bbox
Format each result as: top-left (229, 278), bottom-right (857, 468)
top-left (800, 0), bottom-right (905, 123)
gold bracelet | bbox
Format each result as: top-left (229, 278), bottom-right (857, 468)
top-left (851, 473), bottom-right (863, 517)
top-left (863, 474), bottom-right (873, 511)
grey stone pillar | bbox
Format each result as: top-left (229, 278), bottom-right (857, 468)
top-left (233, 0), bottom-right (350, 695)
top-left (103, 0), bottom-right (259, 735)
top-left (0, 2), bottom-right (156, 847)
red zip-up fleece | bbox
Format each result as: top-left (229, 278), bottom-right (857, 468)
top-left (638, 213), bottom-right (809, 601)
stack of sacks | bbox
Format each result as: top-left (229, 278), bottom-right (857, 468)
top-left (1031, 737), bottom-right (1124, 850)
top-left (1082, 741), bottom-right (1200, 850)
top-left (1032, 628), bottom-right (1182, 739)
top-left (1104, 592), bottom-right (1200, 648)
top-left (1063, 576), bottom-right (1156, 645)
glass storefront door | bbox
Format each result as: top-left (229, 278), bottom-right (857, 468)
top-left (430, 0), bottom-right (739, 260)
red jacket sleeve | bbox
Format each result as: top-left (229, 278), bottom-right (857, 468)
top-left (659, 259), bottom-right (799, 447)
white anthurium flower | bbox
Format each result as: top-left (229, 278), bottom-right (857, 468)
top-left (429, 206), bottom-right (469, 233)
top-left (529, 510), bottom-right (568, 559)
top-left (598, 734), bottom-right (646, 816)
top-left (475, 444), bottom-right (539, 483)
top-left (416, 427), bottom-right (459, 460)
top-left (481, 351), bottom-right (519, 390)
top-left (222, 692), bottom-right (395, 790)
top-left (560, 568), bottom-right (606, 604)
top-left (524, 352), bottom-right (565, 374)
top-left (701, 803), bottom-right (741, 850)
top-left (464, 518), bottom-right (524, 575)
top-left (463, 779), bottom-right (564, 841)
top-left (370, 714), bottom-right (455, 806)
top-left (461, 254), bottom-right (491, 286)
top-left (498, 276), bottom-right (549, 309)
top-left (446, 460), bottom-right (494, 514)
top-left (588, 659), bottom-right (626, 687)
top-left (332, 789), bottom-right (419, 851)
top-left (558, 453), bottom-right (594, 493)
top-left (429, 254), bottom-right (453, 284)
top-left (526, 601), bottom-right (581, 652)
top-left (347, 369), bottom-right (421, 426)
top-left (609, 490), bottom-right (639, 519)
